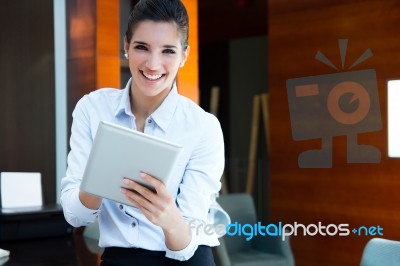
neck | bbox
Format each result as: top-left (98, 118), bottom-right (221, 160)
top-left (130, 85), bottom-right (170, 120)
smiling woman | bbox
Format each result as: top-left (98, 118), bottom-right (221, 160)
top-left (124, 21), bottom-right (189, 108)
top-left (60, 1), bottom-right (225, 265)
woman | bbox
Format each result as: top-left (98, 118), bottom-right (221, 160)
top-left (60, 0), bottom-right (225, 265)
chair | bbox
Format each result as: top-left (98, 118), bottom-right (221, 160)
top-left (213, 193), bottom-right (294, 266)
top-left (360, 238), bottom-right (400, 266)
top-left (82, 219), bottom-right (103, 254)
top-left (72, 220), bottom-right (103, 266)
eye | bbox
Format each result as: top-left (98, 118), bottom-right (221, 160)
top-left (163, 49), bottom-right (176, 54)
top-left (134, 45), bottom-right (147, 51)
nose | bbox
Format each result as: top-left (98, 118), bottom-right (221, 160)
top-left (145, 52), bottom-right (161, 70)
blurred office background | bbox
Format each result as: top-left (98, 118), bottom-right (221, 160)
top-left (1, 0), bottom-right (400, 265)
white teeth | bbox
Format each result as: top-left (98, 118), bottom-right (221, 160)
top-left (143, 72), bottom-right (162, 81)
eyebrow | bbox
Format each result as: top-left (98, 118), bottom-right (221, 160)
top-left (132, 41), bottom-right (178, 49)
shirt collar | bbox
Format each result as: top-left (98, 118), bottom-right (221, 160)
top-left (114, 78), bottom-right (179, 132)
top-left (150, 83), bottom-right (179, 132)
top-left (114, 78), bottom-right (133, 117)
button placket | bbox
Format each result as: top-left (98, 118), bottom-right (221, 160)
top-left (127, 217), bottom-right (139, 246)
top-left (144, 117), bottom-right (155, 134)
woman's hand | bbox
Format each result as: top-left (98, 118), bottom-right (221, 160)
top-left (121, 172), bottom-right (179, 229)
top-left (121, 173), bottom-right (191, 250)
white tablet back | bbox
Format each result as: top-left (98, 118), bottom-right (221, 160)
top-left (80, 121), bottom-right (183, 207)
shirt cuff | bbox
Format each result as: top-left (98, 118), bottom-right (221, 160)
top-left (64, 189), bottom-right (101, 226)
top-left (165, 227), bottom-right (199, 261)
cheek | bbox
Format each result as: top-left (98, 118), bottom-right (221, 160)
top-left (128, 59), bottom-right (138, 71)
top-left (129, 53), bottom-right (147, 67)
top-left (164, 58), bottom-right (181, 71)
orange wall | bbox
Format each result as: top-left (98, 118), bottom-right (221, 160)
top-left (269, 1), bottom-right (400, 265)
top-left (178, 0), bottom-right (199, 103)
top-left (96, 0), bottom-right (120, 89)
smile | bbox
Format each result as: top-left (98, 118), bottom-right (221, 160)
top-left (141, 71), bottom-right (164, 81)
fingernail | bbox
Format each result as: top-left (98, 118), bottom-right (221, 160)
top-left (139, 172), bottom-right (146, 178)
top-left (123, 179), bottom-right (129, 185)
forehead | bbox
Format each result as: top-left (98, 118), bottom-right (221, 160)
top-left (131, 20), bottom-right (182, 47)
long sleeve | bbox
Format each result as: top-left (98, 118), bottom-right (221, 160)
top-left (165, 113), bottom-right (225, 260)
top-left (60, 97), bottom-right (101, 227)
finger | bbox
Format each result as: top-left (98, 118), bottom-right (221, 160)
top-left (121, 177), bottom-right (136, 190)
top-left (139, 172), bottom-right (167, 194)
top-left (123, 178), bottom-right (157, 203)
top-left (120, 187), bottom-right (155, 212)
top-left (122, 178), bottom-right (148, 193)
top-left (139, 173), bottom-right (175, 210)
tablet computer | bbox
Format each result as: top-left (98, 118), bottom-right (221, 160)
top-left (80, 121), bottom-right (183, 207)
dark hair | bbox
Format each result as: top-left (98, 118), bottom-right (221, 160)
top-left (125, 0), bottom-right (189, 49)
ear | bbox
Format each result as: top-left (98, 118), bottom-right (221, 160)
top-left (124, 37), bottom-right (129, 56)
top-left (180, 45), bottom-right (190, 68)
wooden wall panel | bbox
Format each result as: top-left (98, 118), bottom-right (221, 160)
top-left (0, 0), bottom-right (56, 204)
top-left (67, 0), bottom-right (97, 129)
top-left (66, 0), bottom-right (120, 130)
top-left (269, 1), bottom-right (400, 265)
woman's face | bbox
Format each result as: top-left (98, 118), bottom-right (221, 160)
top-left (124, 21), bottom-right (189, 98)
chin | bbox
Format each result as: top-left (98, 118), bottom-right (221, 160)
top-left (140, 87), bottom-right (165, 97)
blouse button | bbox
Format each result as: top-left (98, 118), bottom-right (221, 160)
top-left (119, 204), bottom-right (123, 210)
top-left (131, 222), bottom-right (136, 228)
top-left (148, 119), bottom-right (152, 123)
